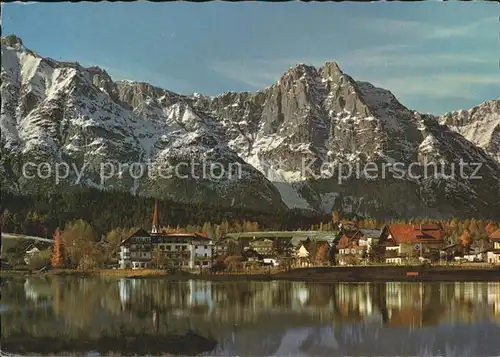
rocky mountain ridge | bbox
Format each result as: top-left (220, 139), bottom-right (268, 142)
top-left (1, 35), bottom-right (499, 218)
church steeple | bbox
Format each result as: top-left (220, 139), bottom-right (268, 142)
top-left (152, 199), bottom-right (159, 233)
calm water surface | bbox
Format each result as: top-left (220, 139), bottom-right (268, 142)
top-left (2, 277), bottom-right (500, 357)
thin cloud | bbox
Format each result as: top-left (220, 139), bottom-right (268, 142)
top-left (370, 74), bottom-right (500, 100)
top-left (80, 59), bottom-right (191, 93)
top-left (209, 57), bottom-right (334, 88)
top-left (209, 60), bottom-right (283, 88)
top-left (7, 1), bottom-right (39, 5)
top-left (366, 16), bottom-right (495, 40)
top-left (208, 42), bottom-right (492, 91)
top-left (337, 52), bottom-right (490, 68)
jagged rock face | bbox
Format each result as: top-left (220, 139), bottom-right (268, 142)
top-left (0, 36), bottom-right (286, 211)
top-left (1, 35), bottom-right (499, 218)
top-left (439, 99), bottom-right (500, 163)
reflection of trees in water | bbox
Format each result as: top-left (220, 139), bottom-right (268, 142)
top-left (2, 278), bottom-right (500, 345)
top-left (421, 283), bottom-right (446, 327)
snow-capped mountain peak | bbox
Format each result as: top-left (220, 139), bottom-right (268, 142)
top-left (1, 35), bottom-right (499, 218)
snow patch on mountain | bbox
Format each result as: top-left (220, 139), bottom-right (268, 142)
top-left (440, 99), bottom-right (500, 163)
top-left (2, 35), bottom-right (499, 217)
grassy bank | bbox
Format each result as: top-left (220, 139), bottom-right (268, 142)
top-left (2, 265), bottom-right (499, 282)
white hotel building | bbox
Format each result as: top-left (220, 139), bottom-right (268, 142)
top-left (118, 201), bottom-right (213, 269)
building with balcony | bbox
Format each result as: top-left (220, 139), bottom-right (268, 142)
top-left (335, 228), bottom-right (382, 265)
top-left (152, 232), bottom-right (212, 269)
top-left (487, 228), bottom-right (500, 265)
top-left (118, 200), bottom-right (212, 269)
top-left (119, 228), bottom-right (153, 269)
top-left (381, 224), bottom-right (444, 264)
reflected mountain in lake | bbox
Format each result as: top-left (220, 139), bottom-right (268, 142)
top-left (2, 277), bottom-right (500, 356)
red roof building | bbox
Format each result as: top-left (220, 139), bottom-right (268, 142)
top-left (381, 224), bottom-right (444, 263)
top-left (383, 224), bottom-right (444, 245)
top-left (490, 228), bottom-right (500, 241)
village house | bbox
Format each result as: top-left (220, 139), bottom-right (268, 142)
top-left (490, 228), bottom-right (500, 250)
top-left (118, 201), bottom-right (213, 269)
top-left (293, 242), bottom-right (311, 267)
top-left (381, 224), bottom-right (444, 264)
top-left (439, 243), bottom-right (467, 262)
top-left (119, 228), bottom-right (153, 269)
top-left (335, 228), bottom-right (382, 265)
top-left (462, 247), bottom-right (488, 263)
top-left (242, 247), bottom-right (264, 263)
top-left (248, 238), bottom-right (275, 257)
top-left (212, 239), bottom-right (229, 257)
top-left (291, 238), bottom-right (332, 266)
top-left (24, 245), bottom-right (40, 265)
top-left (486, 228), bottom-right (500, 265)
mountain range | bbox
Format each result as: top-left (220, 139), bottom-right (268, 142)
top-left (1, 34), bottom-right (499, 219)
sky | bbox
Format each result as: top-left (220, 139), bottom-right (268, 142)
top-left (2, 1), bottom-right (499, 114)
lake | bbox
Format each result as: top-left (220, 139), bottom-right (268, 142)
top-left (2, 277), bottom-right (500, 356)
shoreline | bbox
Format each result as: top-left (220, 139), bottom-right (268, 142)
top-left (2, 266), bottom-right (500, 282)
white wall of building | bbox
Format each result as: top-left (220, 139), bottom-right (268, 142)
top-left (189, 240), bottom-right (213, 268)
top-left (487, 252), bottom-right (500, 264)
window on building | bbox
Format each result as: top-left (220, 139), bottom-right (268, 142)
top-left (195, 245), bottom-right (198, 249)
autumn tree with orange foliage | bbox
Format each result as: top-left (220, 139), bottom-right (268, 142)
top-left (331, 211), bottom-right (341, 226)
top-left (486, 222), bottom-right (498, 236)
top-left (315, 242), bottom-right (330, 265)
top-left (51, 228), bottom-right (66, 268)
top-left (459, 230), bottom-right (472, 248)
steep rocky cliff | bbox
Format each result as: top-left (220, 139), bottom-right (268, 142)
top-left (2, 35), bottom-right (499, 218)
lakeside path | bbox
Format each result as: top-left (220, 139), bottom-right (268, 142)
top-left (3, 266), bottom-right (500, 282)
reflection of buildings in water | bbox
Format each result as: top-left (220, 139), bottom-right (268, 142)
top-left (24, 279), bottom-right (40, 302)
top-left (291, 283), bottom-right (309, 309)
top-left (383, 282), bottom-right (500, 328)
top-left (212, 284), bottom-right (227, 307)
top-left (336, 283), bottom-right (375, 320)
top-left (386, 306), bottom-right (423, 329)
top-left (118, 278), bottom-right (139, 304)
top-left (487, 283), bottom-right (500, 322)
top-left (451, 282), bottom-right (491, 323)
top-left (385, 282), bottom-right (423, 310)
top-left (385, 283), bottom-right (424, 329)
top-left (188, 280), bottom-right (213, 312)
top-left (113, 280), bottom-right (500, 333)
top-left (439, 282), bottom-right (454, 304)
top-left (23, 279), bottom-right (52, 302)
top-left (248, 281), bottom-right (282, 312)
top-left (454, 282), bottom-right (488, 303)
